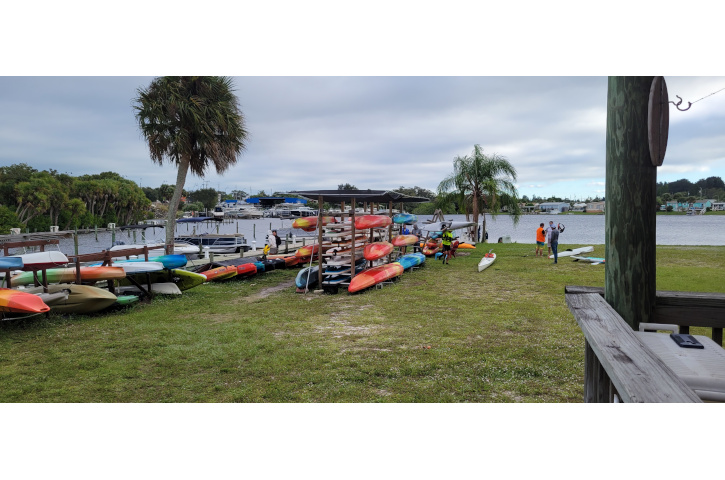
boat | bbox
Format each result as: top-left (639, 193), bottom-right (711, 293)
top-left (355, 215), bottom-right (392, 230)
top-left (10, 266), bottom-right (127, 287)
top-left (571, 256), bottom-right (605, 265)
top-left (0, 288), bottom-right (51, 315)
top-left (20, 284), bottom-right (118, 314)
top-left (363, 242), bottom-right (393, 261)
top-left (348, 263), bottom-right (404, 293)
top-left (173, 233), bottom-right (250, 254)
top-left (549, 246), bottom-right (594, 259)
top-left (15, 251), bottom-right (69, 270)
top-left (478, 252), bottom-right (496, 272)
top-left (212, 206), bottom-right (225, 219)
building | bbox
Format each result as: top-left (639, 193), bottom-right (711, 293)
top-left (538, 202), bottom-right (570, 213)
top-left (586, 201), bottom-right (606, 213)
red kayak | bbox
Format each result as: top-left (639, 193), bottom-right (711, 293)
top-left (354, 215), bottom-right (392, 230)
top-left (363, 241), bottom-right (393, 261)
top-left (236, 263), bottom-right (257, 277)
top-left (391, 235), bottom-right (419, 247)
top-left (201, 266), bottom-right (238, 282)
top-left (295, 244), bottom-right (322, 258)
top-left (0, 288), bottom-right (51, 314)
top-left (422, 246), bottom-right (440, 256)
top-left (348, 263), bottom-right (404, 293)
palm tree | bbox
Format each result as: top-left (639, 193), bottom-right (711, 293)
top-left (133, 76), bottom-right (248, 250)
top-left (438, 144), bottom-right (521, 242)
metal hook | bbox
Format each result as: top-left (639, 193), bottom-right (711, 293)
top-left (669, 95), bottom-right (692, 111)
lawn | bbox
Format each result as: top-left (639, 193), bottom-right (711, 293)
top-left (1, 243), bottom-right (723, 402)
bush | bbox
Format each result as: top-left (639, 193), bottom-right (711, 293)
top-left (0, 205), bottom-right (22, 234)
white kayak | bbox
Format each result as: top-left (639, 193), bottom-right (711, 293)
top-left (421, 221), bottom-right (476, 232)
top-left (107, 261), bottom-right (165, 274)
top-left (478, 252), bottom-right (496, 272)
top-left (15, 251), bottom-right (69, 270)
top-left (117, 282), bottom-right (182, 295)
top-left (549, 246), bottom-right (594, 259)
top-left (110, 242), bottom-right (198, 256)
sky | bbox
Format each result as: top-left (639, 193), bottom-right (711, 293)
top-left (2, 75), bottom-right (724, 202)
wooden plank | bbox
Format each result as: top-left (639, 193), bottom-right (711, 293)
top-left (566, 293), bottom-right (701, 402)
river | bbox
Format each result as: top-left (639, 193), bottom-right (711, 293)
top-left (30, 213), bottom-right (725, 256)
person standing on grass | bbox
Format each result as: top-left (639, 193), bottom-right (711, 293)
top-left (550, 223), bottom-right (563, 264)
top-left (535, 222), bottom-right (546, 257)
top-left (545, 220), bottom-right (555, 256)
top-left (441, 225), bottom-right (453, 264)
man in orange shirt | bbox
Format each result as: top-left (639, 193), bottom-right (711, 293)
top-left (535, 223), bottom-right (546, 257)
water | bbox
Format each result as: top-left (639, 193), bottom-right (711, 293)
top-left (14, 214), bottom-right (725, 256)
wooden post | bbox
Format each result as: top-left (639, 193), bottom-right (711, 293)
top-left (317, 195), bottom-right (324, 288)
top-left (387, 200), bottom-right (393, 263)
top-left (350, 198), bottom-right (356, 280)
top-left (605, 76), bottom-right (657, 330)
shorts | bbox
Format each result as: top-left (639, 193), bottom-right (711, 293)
top-left (442, 244), bottom-right (451, 252)
top-left (536, 241), bottom-right (545, 247)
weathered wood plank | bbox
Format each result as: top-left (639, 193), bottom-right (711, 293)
top-left (566, 293), bottom-right (701, 402)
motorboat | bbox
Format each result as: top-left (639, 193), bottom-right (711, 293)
top-left (174, 233), bottom-right (251, 254)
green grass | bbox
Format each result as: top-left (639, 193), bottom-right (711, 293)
top-left (1, 244), bottom-right (724, 402)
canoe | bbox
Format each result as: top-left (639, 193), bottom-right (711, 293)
top-left (292, 216), bottom-right (337, 231)
top-left (118, 269), bottom-right (206, 291)
top-left (393, 213), bottom-right (418, 225)
top-left (11, 266), bottom-right (127, 287)
top-left (236, 263), bottom-right (257, 277)
top-left (421, 221), bottom-right (476, 232)
top-left (201, 265), bottom-right (238, 281)
top-left (20, 284), bottom-right (118, 314)
top-left (295, 266), bottom-right (319, 289)
top-left (571, 256), bottom-right (605, 265)
top-left (395, 253), bottom-right (426, 270)
top-left (348, 263), bottom-right (404, 293)
top-left (391, 235), bottom-right (419, 247)
top-left (112, 254), bottom-right (188, 269)
top-left (478, 252), bottom-right (496, 272)
top-left (354, 215), bottom-right (392, 230)
top-left (0, 288), bottom-right (50, 314)
top-left (363, 242), bottom-right (394, 261)
top-left (549, 246), bottom-right (594, 259)
top-left (15, 251), bottom-right (69, 270)
top-left (0, 257), bottom-right (23, 270)
top-left (118, 282), bottom-right (183, 295)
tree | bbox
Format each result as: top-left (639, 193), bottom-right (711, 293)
top-left (190, 188), bottom-right (219, 210)
top-left (438, 144), bottom-right (521, 242)
top-left (337, 183), bottom-right (358, 191)
top-left (133, 76), bottom-right (248, 249)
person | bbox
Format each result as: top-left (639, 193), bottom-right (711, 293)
top-left (411, 224), bottom-right (422, 252)
top-left (401, 225), bottom-right (410, 235)
top-left (268, 230), bottom-right (281, 255)
top-left (440, 225), bottom-right (453, 264)
top-left (544, 220), bottom-right (556, 256)
top-left (535, 222), bottom-right (546, 257)
top-left (550, 223), bottom-right (563, 264)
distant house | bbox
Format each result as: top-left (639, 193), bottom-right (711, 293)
top-left (571, 203), bottom-right (587, 212)
top-left (586, 201), bottom-right (605, 213)
top-left (539, 202), bottom-right (570, 213)
top-left (713, 202), bottom-right (725, 211)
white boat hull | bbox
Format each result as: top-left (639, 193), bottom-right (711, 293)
top-left (549, 246), bottom-right (594, 259)
top-left (478, 253), bottom-right (496, 272)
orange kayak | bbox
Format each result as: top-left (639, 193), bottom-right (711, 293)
top-left (236, 263), bottom-right (257, 277)
top-left (363, 241), bottom-right (394, 261)
top-left (201, 265), bottom-right (238, 282)
top-left (354, 215), bottom-right (392, 230)
top-left (457, 243), bottom-right (475, 249)
top-left (348, 263), bottom-right (404, 293)
top-left (267, 255), bottom-right (299, 267)
top-left (292, 216), bottom-right (337, 231)
top-left (391, 235), bottom-right (419, 247)
top-left (10, 266), bottom-right (127, 287)
top-left (0, 288), bottom-right (51, 314)
top-left (422, 246), bottom-right (440, 256)
top-left (295, 244), bottom-right (323, 258)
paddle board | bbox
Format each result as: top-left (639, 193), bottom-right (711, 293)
top-left (549, 246), bottom-right (594, 259)
top-left (348, 263), bottom-right (404, 293)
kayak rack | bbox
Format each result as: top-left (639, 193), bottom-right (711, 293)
top-left (2, 239), bottom-right (62, 291)
top-left (68, 246), bottom-right (154, 299)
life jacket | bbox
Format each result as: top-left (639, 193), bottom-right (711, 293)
top-left (441, 230), bottom-right (453, 246)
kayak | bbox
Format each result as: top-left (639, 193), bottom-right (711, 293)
top-left (292, 216), bottom-right (337, 231)
top-left (200, 265), bottom-right (238, 281)
top-left (236, 263), bottom-right (257, 277)
top-left (0, 288), bottom-right (50, 314)
top-left (19, 284), bottom-right (118, 314)
top-left (549, 246), bottom-right (594, 259)
top-left (118, 269), bottom-right (206, 291)
top-left (571, 256), bottom-right (605, 265)
top-left (393, 213), bottom-right (417, 225)
top-left (11, 266), bottom-right (127, 287)
top-left (111, 261), bottom-right (166, 274)
top-left (457, 243), bottom-right (476, 249)
top-left (354, 215), bottom-right (392, 230)
top-left (117, 282), bottom-right (182, 295)
top-left (296, 266), bottom-right (320, 289)
top-left (111, 254), bottom-right (188, 269)
top-left (348, 263), bottom-right (404, 293)
top-left (395, 253), bottom-right (426, 270)
top-left (0, 257), bottom-right (23, 270)
top-left (15, 251), bottom-right (69, 270)
top-left (363, 242), bottom-right (393, 261)
top-left (478, 252), bottom-right (496, 272)
top-left (391, 235), bottom-right (419, 247)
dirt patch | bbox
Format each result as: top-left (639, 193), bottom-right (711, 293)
top-left (241, 279), bottom-right (296, 303)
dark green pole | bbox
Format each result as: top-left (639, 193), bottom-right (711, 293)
top-left (604, 76), bottom-right (657, 330)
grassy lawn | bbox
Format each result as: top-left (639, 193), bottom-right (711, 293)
top-left (1, 243), bottom-right (723, 403)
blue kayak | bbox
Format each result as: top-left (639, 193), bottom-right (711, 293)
top-left (396, 253), bottom-right (425, 270)
top-left (0, 257), bottom-right (24, 270)
top-left (296, 266), bottom-right (320, 289)
top-left (102, 254), bottom-right (188, 269)
top-left (393, 213), bottom-right (418, 225)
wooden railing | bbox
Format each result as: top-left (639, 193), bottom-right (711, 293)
top-left (566, 289), bottom-right (702, 403)
top-left (566, 286), bottom-right (725, 346)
